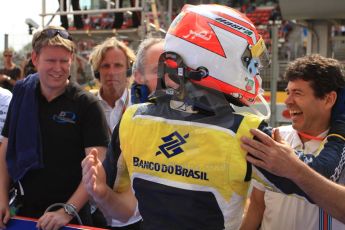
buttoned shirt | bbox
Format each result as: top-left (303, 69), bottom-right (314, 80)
top-left (97, 88), bottom-right (130, 132)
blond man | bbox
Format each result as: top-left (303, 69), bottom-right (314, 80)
top-left (0, 26), bottom-right (109, 230)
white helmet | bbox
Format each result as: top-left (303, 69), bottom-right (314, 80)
top-left (162, 4), bottom-right (269, 106)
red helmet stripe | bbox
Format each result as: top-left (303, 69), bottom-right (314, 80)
top-left (168, 10), bottom-right (258, 57)
top-left (192, 75), bottom-right (257, 105)
top-left (168, 12), bottom-right (226, 57)
top-left (190, 5), bottom-right (259, 43)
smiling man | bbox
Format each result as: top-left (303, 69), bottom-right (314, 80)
top-left (0, 26), bottom-right (109, 230)
top-left (240, 54), bottom-right (345, 230)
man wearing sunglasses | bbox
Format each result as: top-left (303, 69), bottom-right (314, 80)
top-left (0, 48), bottom-right (22, 92)
top-left (0, 26), bottom-right (109, 230)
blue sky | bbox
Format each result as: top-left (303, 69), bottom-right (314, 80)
top-left (0, 1), bottom-right (61, 51)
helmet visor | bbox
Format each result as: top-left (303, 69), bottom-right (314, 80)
top-left (251, 37), bottom-right (270, 68)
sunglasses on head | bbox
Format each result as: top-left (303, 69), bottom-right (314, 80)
top-left (40, 29), bottom-right (73, 41)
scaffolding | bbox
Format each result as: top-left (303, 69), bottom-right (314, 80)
top-left (40, 0), bottom-right (176, 44)
top-left (39, 0), bottom-right (175, 88)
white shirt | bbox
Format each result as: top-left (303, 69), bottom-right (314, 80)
top-left (97, 88), bottom-right (142, 227)
top-left (0, 87), bottom-right (12, 141)
top-left (97, 88), bottom-right (131, 132)
top-left (253, 125), bottom-right (345, 230)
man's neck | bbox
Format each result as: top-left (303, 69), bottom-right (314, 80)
top-left (41, 80), bottom-right (69, 102)
top-left (100, 87), bottom-right (123, 108)
top-left (4, 62), bottom-right (14, 69)
top-left (298, 129), bottom-right (328, 143)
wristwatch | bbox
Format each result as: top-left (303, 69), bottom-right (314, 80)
top-left (64, 203), bottom-right (77, 217)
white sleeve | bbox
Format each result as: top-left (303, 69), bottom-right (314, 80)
top-left (0, 89), bottom-right (12, 142)
top-left (251, 179), bottom-right (266, 191)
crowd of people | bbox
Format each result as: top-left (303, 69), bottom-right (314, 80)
top-left (57, 0), bottom-right (141, 30)
top-left (0, 3), bottom-right (345, 230)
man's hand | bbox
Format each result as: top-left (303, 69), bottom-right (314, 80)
top-left (81, 148), bottom-right (108, 203)
top-left (36, 209), bottom-right (72, 230)
top-left (0, 75), bottom-right (10, 83)
top-left (0, 200), bottom-right (10, 229)
top-left (241, 128), bottom-right (300, 178)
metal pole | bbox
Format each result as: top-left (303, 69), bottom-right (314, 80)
top-left (4, 34), bottom-right (8, 50)
top-left (270, 20), bottom-right (280, 127)
top-left (42, 0), bottom-right (46, 27)
top-left (168, 0), bottom-right (172, 26)
top-left (151, 0), bottom-right (160, 31)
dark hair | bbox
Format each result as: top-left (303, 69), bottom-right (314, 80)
top-left (284, 54), bottom-right (345, 99)
top-left (23, 58), bottom-right (36, 77)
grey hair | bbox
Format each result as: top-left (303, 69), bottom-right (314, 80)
top-left (132, 37), bottom-right (164, 75)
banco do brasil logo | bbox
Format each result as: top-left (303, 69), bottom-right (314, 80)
top-left (156, 131), bottom-right (189, 158)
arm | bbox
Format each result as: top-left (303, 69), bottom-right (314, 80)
top-left (289, 157), bottom-right (345, 224)
top-left (36, 146), bottom-right (107, 230)
top-left (0, 138), bottom-right (11, 229)
top-left (242, 128), bottom-right (344, 199)
top-left (242, 128), bottom-right (345, 223)
top-left (249, 126), bottom-right (345, 180)
top-left (0, 74), bottom-right (10, 83)
top-left (248, 112), bottom-right (345, 181)
top-left (0, 74), bottom-right (17, 86)
top-left (82, 149), bottom-right (137, 222)
top-left (240, 187), bottom-right (265, 230)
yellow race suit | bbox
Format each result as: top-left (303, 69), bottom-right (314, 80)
top-left (107, 101), bottom-right (269, 230)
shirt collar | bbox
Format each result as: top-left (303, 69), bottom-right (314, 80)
top-left (115, 88), bottom-right (130, 108)
top-left (97, 88), bottom-right (129, 108)
top-left (289, 127), bottom-right (329, 152)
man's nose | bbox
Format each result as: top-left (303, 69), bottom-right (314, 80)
top-left (109, 66), bottom-right (119, 76)
top-left (284, 94), bottom-right (293, 105)
top-left (53, 61), bottom-right (63, 71)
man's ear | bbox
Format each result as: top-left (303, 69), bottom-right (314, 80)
top-left (31, 51), bottom-right (38, 67)
top-left (134, 71), bottom-right (145, 84)
top-left (326, 91), bottom-right (337, 109)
